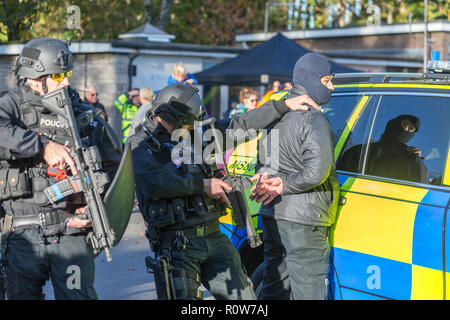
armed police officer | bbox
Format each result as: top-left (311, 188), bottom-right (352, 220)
top-left (129, 81), bottom-right (320, 300)
top-left (0, 37), bottom-right (121, 300)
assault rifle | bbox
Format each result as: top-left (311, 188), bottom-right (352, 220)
top-left (197, 118), bottom-right (262, 248)
top-left (40, 87), bottom-right (115, 261)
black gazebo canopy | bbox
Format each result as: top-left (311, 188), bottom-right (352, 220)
top-left (194, 33), bottom-right (356, 86)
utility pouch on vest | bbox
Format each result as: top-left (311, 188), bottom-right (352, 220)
top-left (29, 168), bottom-right (53, 206)
top-left (150, 200), bottom-right (176, 229)
top-left (0, 168), bottom-right (31, 201)
top-left (190, 195), bottom-right (208, 216)
top-left (172, 198), bottom-right (187, 224)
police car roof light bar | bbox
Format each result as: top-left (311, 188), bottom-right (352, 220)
top-left (333, 71), bottom-right (449, 84)
top-left (427, 60), bottom-right (450, 74)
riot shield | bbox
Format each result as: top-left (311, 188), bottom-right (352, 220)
top-left (104, 142), bottom-right (135, 246)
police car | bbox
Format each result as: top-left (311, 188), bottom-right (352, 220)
top-left (219, 60), bottom-right (450, 300)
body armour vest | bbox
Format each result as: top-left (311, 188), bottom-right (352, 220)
top-left (138, 127), bottom-right (226, 233)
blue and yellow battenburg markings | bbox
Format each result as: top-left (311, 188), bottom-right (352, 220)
top-left (329, 83), bottom-right (450, 300)
top-left (444, 148), bottom-right (450, 186)
top-left (330, 176), bottom-right (450, 300)
top-left (222, 83), bottom-right (450, 299)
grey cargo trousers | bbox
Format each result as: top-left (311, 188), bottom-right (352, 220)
top-left (260, 216), bottom-right (330, 300)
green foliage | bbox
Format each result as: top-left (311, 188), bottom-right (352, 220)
top-left (36, 0), bottom-right (145, 41)
top-left (0, 0), bottom-right (53, 41)
top-left (0, 0), bottom-right (448, 45)
top-left (0, 0), bottom-right (145, 42)
top-left (166, 0), bottom-right (267, 45)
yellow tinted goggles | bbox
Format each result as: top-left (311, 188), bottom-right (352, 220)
top-left (50, 70), bottom-right (73, 82)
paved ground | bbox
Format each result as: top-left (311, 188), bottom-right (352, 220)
top-left (43, 206), bottom-right (213, 300)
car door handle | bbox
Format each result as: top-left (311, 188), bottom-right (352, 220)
top-left (339, 196), bottom-right (347, 206)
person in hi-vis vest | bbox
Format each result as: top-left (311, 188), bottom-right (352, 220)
top-left (114, 88), bottom-right (141, 143)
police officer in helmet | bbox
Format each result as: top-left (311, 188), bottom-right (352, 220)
top-left (0, 37), bottom-right (120, 299)
top-left (129, 81), bottom-right (321, 300)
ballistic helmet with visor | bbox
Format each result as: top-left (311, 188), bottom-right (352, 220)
top-left (14, 37), bottom-right (74, 79)
top-left (153, 82), bottom-right (204, 128)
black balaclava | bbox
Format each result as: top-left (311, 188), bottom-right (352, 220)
top-left (292, 53), bottom-right (333, 106)
top-left (380, 114), bottom-right (420, 145)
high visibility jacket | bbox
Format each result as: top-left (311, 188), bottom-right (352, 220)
top-left (114, 93), bottom-right (139, 143)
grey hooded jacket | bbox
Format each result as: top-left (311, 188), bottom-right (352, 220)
top-left (258, 85), bottom-right (340, 227)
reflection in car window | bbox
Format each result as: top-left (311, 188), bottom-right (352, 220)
top-left (335, 99), bottom-right (374, 173)
top-left (364, 95), bottom-right (449, 186)
top-left (321, 95), bottom-right (363, 146)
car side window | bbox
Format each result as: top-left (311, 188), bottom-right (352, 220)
top-left (322, 95), bottom-right (363, 146)
top-left (335, 97), bottom-right (375, 173)
top-left (363, 94), bottom-right (449, 186)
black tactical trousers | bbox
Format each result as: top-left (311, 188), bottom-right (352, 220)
top-left (2, 227), bottom-right (97, 300)
top-left (260, 216), bottom-right (330, 300)
top-left (155, 231), bottom-right (256, 300)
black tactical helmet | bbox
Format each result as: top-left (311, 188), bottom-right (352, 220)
top-left (14, 37), bottom-right (74, 79)
top-left (152, 82), bottom-right (204, 128)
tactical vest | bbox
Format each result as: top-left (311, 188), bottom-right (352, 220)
top-left (140, 130), bottom-right (226, 247)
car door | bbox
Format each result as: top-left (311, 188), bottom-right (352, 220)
top-left (330, 88), bottom-right (450, 300)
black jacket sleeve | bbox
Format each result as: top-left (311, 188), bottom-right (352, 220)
top-left (227, 99), bottom-right (289, 132)
top-left (215, 99), bottom-right (290, 152)
top-left (0, 93), bottom-right (49, 160)
top-left (279, 112), bottom-right (334, 195)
